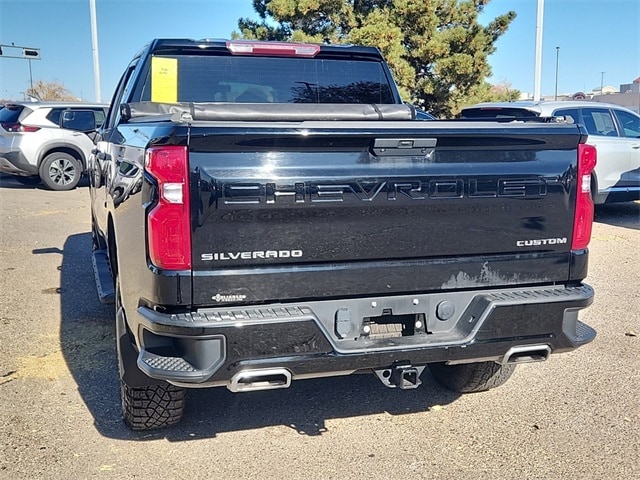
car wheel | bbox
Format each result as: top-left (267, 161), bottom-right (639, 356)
top-left (116, 278), bottom-right (185, 430)
top-left (39, 152), bottom-right (82, 191)
top-left (120, 381), bottom-right (186, 431)
top-left (428, 361), bottom-right (516, 393)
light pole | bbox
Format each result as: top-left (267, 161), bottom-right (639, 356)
top-left (89, 0), bottom-right (101, 102)
top-left (533, 0), bottom-right (545, 101)
top-left (554, 46), bottom-right (560, 100)
top-left (600, 71), bottom-right (605, 96)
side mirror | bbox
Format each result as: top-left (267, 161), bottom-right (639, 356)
top-left (60, 110), bottom-right (97, 132)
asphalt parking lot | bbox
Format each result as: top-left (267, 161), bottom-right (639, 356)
top-left (0, 175), bottom-right (638, 480)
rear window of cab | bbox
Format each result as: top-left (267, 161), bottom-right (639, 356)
top-left (132, 54), bottom-right (395, 105)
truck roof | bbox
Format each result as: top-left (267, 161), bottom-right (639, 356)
top-left (145, 38), bottom-right (386, 61)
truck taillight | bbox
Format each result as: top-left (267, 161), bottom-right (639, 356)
top-left (145, 145), bottom-right (191, 270)
top-left (572, 144), bottom-right (597, 251)
top-left (226, 40), bottom-right (320, 57)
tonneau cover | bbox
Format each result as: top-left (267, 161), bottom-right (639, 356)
top-left (122, 101), bottom-right (416, 123)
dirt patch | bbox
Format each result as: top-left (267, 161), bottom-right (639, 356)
top-left (14, 350), bottom-right (70, 381)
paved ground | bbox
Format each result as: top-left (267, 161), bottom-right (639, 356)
top-left (0, 175), bottom-right (638, 480)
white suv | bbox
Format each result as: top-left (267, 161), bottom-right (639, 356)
top-left (461, 101), bottom-right (640, 204)
top-left (0, 102), bottom-right (108, 190)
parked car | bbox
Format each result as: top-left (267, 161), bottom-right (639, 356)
top-left (460, 101), bottom-right (640, 204)
top-left (0, 102), bottom-right (108, 190)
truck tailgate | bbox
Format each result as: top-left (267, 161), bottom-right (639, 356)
top-left (188, 121), bottom-right (583, 305)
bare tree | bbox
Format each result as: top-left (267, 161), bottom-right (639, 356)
top-left (26, 80), bottom-right (78, 101)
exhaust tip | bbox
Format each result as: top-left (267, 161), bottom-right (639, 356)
top-left (503, 345), bottom-right (551, 364)
top-left (228, 368), bottom-right (292, 393)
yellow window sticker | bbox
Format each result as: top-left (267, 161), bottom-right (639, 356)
top-left (151, 57), bottom-right (178, 103)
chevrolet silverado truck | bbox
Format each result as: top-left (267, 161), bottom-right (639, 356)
top-left (90, 38), bottom-right (597, 430)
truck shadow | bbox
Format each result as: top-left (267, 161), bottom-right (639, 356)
top-left (0, 173), bottom-right (90, 190)
top-left (594, 201), bottom-right (639, 230)
top-left (55, 233), bottom-right (461, 441)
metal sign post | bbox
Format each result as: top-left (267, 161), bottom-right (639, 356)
top-left (0, 44), bottom-right (41, 93)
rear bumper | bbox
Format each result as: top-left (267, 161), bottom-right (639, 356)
top-left (595, 186), bottom-right (640, 205)
top-left (128, 284), bottom-right (595, 387)
top-left (0, 150), bottom-right (37, 176)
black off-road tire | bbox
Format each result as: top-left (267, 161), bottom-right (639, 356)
top-left (428, 361), bottom-right (516, 393)
top-left (121, 381), bottom-right (186, 431)
top-left (115, 277), bottom-right (186, 430)
top-left (39, 152), bottom-right (82, 191)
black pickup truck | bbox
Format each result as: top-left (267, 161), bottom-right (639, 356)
top-left (89, 38), bottom-right (597, 430)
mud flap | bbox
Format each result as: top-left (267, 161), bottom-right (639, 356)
top-left (116, 302), bottom-right (165, 387)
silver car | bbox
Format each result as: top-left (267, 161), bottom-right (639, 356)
top-left (461, 101), bottom-right (640, 204)
top-left (0, 102), bottom-right (108, 190)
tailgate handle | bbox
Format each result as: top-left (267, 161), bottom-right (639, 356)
top-left (372, 138), bottom-right (437, 157)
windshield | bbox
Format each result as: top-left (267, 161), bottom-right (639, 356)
top-left (132, 54), bottom-right (396, 104)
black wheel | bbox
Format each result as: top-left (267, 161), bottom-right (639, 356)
top-left (428, 361), bottom-right (516, 393)
top-left (116, 278), bottom-right (186, 430)
top-left (39, 152), bottom-right (82, 191)
top-left (120, 381), bottom-right (186, 431)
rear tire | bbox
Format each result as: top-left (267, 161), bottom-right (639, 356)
top-left (428, 361), bottom-right (516, 393)
top-left (121, 381), bottom-right (186, 431)
top-left (39, 152), bottom-right (82, 191)
top-left (116, 277), bottom-right (186, 430)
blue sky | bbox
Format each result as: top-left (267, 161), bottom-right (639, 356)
top-left (0, 0), bottom-right (638, 102)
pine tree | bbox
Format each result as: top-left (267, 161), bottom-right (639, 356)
top-left (236, 0), bottom-right (518, 117)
